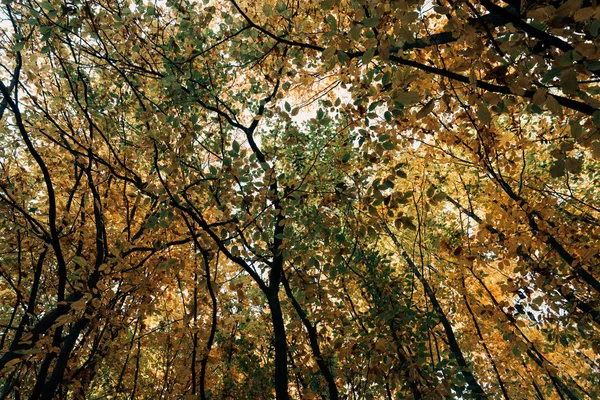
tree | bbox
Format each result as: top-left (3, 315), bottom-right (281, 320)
top-left (0, 0), bottom-right (599, 398)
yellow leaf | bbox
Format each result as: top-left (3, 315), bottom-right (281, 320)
top-left (573, 7), bottom-right (595, 21)
top-left (395, 91), bottom-right (422, 105)
top-left (556, 0), bottom-right (582, 17)
top-left (4, 358), bottom-right (21, 368)
top-left (71, 298), bottom-right (87, 311)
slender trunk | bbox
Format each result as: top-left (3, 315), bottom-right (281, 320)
top-left (191, 272), bottom-right (198, 395)
top-left (267, 290), bottom-right (289, 400)
top-left (281, 273), bottom-right (338, 400)
top-left (131, 336), bottom-right (141, 400)
top-left (39, 317), bottom-right (89, 400)
top-left (199, 250), bottom-right (218, 400)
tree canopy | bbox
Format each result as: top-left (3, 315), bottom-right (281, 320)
top-left (1, 0), bottom-right (599, 398)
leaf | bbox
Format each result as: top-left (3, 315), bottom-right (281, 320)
top-left (512, 346), bottom-right (521, 357)
top-left (362, 48), bottom-right (376, 64)
top-left (362, 17), bottom-right (380, 28)
top-left (416, 99), bottom-right (435, 120)
top-left (145, 215), bottom-right (158, 229)
top-left (550, 159), bottom-right (566, 177)
top-left (565, 157), bottom-right (582, 174)
top-left (378, 179), bottom-right (394, 190)
top-left (532, 88), bottom-right (547, 105)
top-left (322, 0), bottom-right (334, 10)
top-left (275, 0), bottom-right (287, 14)
top-left (400, 216), bottom-right (417, 231)
top-left (13, 41), bottom-right (26, 52)
top-left (322, 45), bottom-right (336, 61)
top-left (326, 15), bottom-right (337, 32)
top-left (40, 1), bottom-right (55, 11)
top-left (477, 104), bottom-right (491, 125)
top-left (396, 168), bottom-right (407, 178)
top-left (431, 192), bottom-right (447, 204)
top-left (426, 185), bottom-right (435, 198)
top-left (546, 95), bottom-right (563, 117)
top-left (395, 91), bottom-right (422, 105)
top-left (73, 256), bottom-right (87, 267)
top-left (4, 358), bottom-right (21, 368)
top-left (349, 23), bottom-right (362, 41)
top-left (263, 3), bottom-right (273, 17)
top-left (337, 50), bottom-right (349, 65)
top-left (591, 20), bottom-right (600, 37)
top-left (71, 298), bottom-right (87, 311)
top-left (559, 69), bottom-right (579, 95)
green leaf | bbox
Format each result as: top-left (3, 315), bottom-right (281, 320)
top-left (263, 3), bottom-right (273, 17)
top-left (591, 20), bottom-right (600, 37)
top-left (541, 67), bottom-right (562, 83)
top-left (350, 23), bottom-right (362, 41)
top-left (73, 256), bottom-right (87, 267)
top-left (13, 41), bottom-right (25, 52)
top-left (382, 141), bottom-right (395, 150)
top-left (382, 72), bottom-right (391, 86)
top-left (379, 180), bottom-right (394, 190)
top-left (337, 51), bottom-right (349, 65)
top-left (275, 0), bottom-right (287, 14)
top-left (593, 110), bottom-right (600, 127)
top-left (362, 48), bottom-right (376, 64)
top-left (512, 346), bottom-right (521, 357)
top-left (145, 215), bottom-right (158, 229)
top-left (317, 108), bottom-right (325, 120)
top-left (40, 1), bottom-right (54, 11)
top-left (326, 15), bottom-right (337, 32)
top-left (362, 17), bottom-right (380, 28)
top-left (322, 0), bottom-right (334, 10)
top-left (399, 216), bottom-right (416, 230)
top-left (396, 168), bottom-right (407, 178)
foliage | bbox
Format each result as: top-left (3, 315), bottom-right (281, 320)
top-left (1, 0), bottom-right (599, 399)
